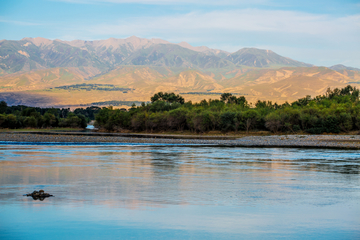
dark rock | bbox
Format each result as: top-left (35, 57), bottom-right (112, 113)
top-left (25, 189), bottom-right (54, 201)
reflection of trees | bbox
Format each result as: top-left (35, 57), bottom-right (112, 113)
top-left (149, 147), bottom-right (183, 174)
top-left (290, 160), bottom-right (359, 174)
top-left (231, 157), bottom-right (360, 175)
top-left (215, 147), bottom-right (360, 175)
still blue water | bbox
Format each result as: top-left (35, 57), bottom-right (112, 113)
top-left (0, 143), bottom-right (359, 239)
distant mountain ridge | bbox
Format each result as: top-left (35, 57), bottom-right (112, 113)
top-left (330, 64), bottom-right (360, 72)
top-left (0, 36), bottom-right (313, 75)
top-left (1, 36), bottom-right (360, 107)
top-left (225, 48), bottom-right (313, 68)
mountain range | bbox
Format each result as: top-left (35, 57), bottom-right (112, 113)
top-left (0, 36), bottom-right (359, 107)
top-left (0, 36), bottom-right (312, 74)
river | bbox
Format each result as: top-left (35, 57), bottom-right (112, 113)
top-left (0, 143), bottom-right (359, 239)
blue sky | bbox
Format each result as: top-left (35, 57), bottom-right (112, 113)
top-left (0, 0), bottom-right (359, 67)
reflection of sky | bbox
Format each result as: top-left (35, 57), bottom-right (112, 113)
top-left (2, 204), bottom-right (359, 239)
top-left (86, 124), bottom-right (95, 130)
top-left (0, 145), bottom-right (359, 239)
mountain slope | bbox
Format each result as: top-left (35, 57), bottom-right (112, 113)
top-left (164, 70), bottom-right (223, 91)
top-left (330, 64), bottom-right (360, 71)
top-left (0, 67), bottom-right (101, 91)
top-left (238, 75), bottom-right (347, 103)
top-left (0, 39), bottom-right (109, 74)
top-left (122, 44), bottom-right (234, 70)
top-left (87, 67), bottom-right (223, 92)
top-left (225, 48), bottom-right (312, 68)
top-left (220, 67), bottom-right (354, 88)
top-left (177, 42), bottom-right (230, 58)
top-left (87, 66), bottom-right (166, 88)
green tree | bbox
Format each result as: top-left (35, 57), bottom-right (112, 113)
top-left (243, 110), bottom-right (260, 133)
top-left (24, 116), bottom-right (38, 128)
top-left (167, 108), bottom-right (188, 131)
top-left (265, 112), bottom-right (282, 133)
top-left (43, 112), bottom-right (57, 127)
top-left (151, 92), bottom-right (185, 104)
top-left (220, 111), bottom-right (236, 132)
top-left (0, 101), bottom-right (7, 114)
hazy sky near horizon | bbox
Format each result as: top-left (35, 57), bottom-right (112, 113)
top-left (0, 0), bottom-right (359, 68)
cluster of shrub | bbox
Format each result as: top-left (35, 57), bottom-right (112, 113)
top-left (180, 92), bottom-right (247, 96)
top-left (0, 102), bottom-right (101, 129)
top-left (54, 84), bottom-right (134, 92)
top-left (95, 86), bottom-right (360, 134)
top-left (90, 100), bottom-right (144, 107)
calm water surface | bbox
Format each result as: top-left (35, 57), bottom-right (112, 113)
top-left (0, 143), bottom-right (359, 239)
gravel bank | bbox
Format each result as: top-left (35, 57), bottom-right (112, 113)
top-left (1, 132), bottom-right (360, 149)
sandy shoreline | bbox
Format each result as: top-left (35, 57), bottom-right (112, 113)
top-left (1, 132), bottom-right (360, 149)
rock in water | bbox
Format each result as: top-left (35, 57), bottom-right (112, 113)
top-left (25, 190), bottom-right (54, 201)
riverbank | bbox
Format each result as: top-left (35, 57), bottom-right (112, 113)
top-left (1, 132), bottom-right (360, 149)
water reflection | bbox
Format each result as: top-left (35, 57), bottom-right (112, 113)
top-left (0, 144), bottom-right (359, 239)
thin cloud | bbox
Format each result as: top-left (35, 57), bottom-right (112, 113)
top-left (67, 8), bottom-right (357, 67)
top-left (85, 9), bottom-right (359, 40)
top-left (0, 18), bottom-right (43, 26)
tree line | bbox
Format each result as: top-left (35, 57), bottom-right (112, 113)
top-left (90, 100), bottom-right (144, 107)
top-left (54, 84), bottom-right (134, 92)
top-left (95, 86), bottom-right (360, 134)
top-left (180, 92), bottom-right (248, 96)
top-left (0, 102), bottom-right (101, 129)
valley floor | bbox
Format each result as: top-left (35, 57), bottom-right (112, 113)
top-left (1, 132), bottom-right (360, 149)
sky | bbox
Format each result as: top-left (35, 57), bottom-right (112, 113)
top-left (0, 0), bottom-right (359, 68)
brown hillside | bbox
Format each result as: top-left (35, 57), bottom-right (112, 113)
top-left (0, 65), bottom-right (359, 107)
top-left (88, 66), bottom-right (166, 87)
top-left (165, 70), bottom-right (223, 91)
top-left (0, 67), bottom-right (100, 91)
top-left (237, 75), bottom-right (348, 104)
top-left (221, 67), bottom-right (353, 88)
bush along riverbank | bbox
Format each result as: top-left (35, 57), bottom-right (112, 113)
top-left (0, 103), bottom-right (101, 129)
top-left (95, 86), bottom-right (360, 134)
